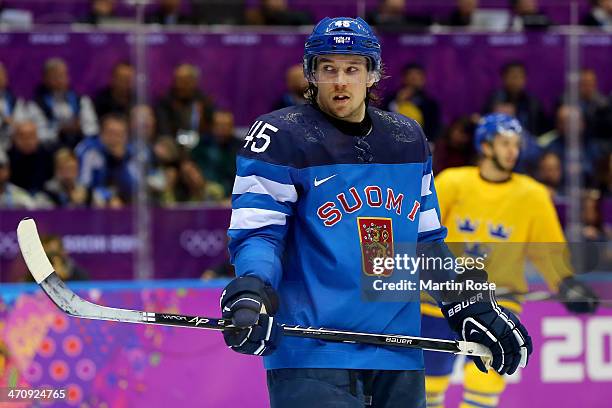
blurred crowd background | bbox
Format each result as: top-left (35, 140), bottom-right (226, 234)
top-left (0, 4), bottom-right (610, 403)
top-left (1, 0), bottom-right (612, 28)
top-left (0, 0), bottom-right (610, 280)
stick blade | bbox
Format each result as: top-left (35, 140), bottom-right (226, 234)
top-left (458, 340), bottom-right (493, 370)
top-left (17, 218), bottom-right (54, 284)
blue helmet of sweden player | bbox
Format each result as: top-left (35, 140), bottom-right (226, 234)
top-left (303, 17), bottom-right (382, 84)
top-left (474, 113), bottom-right (523, 153)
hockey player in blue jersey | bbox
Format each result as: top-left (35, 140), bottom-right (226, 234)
top-left (220, 17), bottom-right (532, 407)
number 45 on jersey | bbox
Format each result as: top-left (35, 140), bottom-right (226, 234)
top-left (244, 121), bottom-right (278, 153)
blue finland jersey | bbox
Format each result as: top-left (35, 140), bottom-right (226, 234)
top-left (228, 104), bottom-right (447, 370)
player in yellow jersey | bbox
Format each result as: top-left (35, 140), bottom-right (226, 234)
top-left (422, 113), bottom-right (599, 408)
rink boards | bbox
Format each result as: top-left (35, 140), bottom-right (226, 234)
top-left (0, 281), bottom-right (610, 407)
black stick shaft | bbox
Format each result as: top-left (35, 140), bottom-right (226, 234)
top-left (41, 274), bottom-right (465, 355)
top-left (152, 313), bottom-right (460, 353)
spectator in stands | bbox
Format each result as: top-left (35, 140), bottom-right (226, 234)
top-left (191, 0), bottom-right (245, 25)
top-left (176, 158), bottom-right (225, 204)
top-left (245, 0), bottom-right (312, 26)
top-left (446, 0), bottom-right (478, 26)
top-left (0, 61), bottom-right (28, 150)
top-left (538, 104), bottom-right (579, 155)
top-left (509, 0), bottom-right (552, 30)
top-left (129, 104), bottom-right (163, 193)
top-left (535, 151), bottom-right (563, 196)
top-left (29, 58), bottom-right (99, 148)
top-left (156, 63), bottom-right (215, 142)
top-left (7, 120), bottom-right (54, 194)
top-left (82, 0), bottom-right (117, 25)
top-left (538, 104), bottom-right (600, 182)
top-left (130, 104), bottom-right (158, 143)
top-left (0, 149), bottom-right (36, 209)
top-left (386, 62), bottom-right (442, 140)
top-left (581, 190), bottom-right (609, 242)
top-left (561, 69), bottom-right (612, 142)
top-left (94, 62), bottom-right (135, 119)
top-left (40, 235), bottom-right (90, 281)
top-left (149, 136), bottom-right (181, 205)
top-left (0, 1), bottom-right (32, 28)
top-left (367, 0), bottom-right (433, 30)
top-left (583, 0), bottom-right (612, 27)
top-left (146, 0), bottom-right (193, 25)
top-left (592, 152), bottom-right (611, 195)
top-left (153, 136), bottom-right (180, 168)
top-left (191, 110), bottom-right (242, 196)
top-left (432, 117), bottom-right (476, 174)
top-left (276, 64), bottom-right (308, 109)
top-left (43, 148), bottom-right (90, 208)
top-left (76, 113), bottom-right (137, 207)
top-left (483, 61), bottom-right (548, 135)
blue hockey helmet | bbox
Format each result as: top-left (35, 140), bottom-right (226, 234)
top-left (474, 113), bottom-right (523, 153)
top-left (303, 17), bottom-right (381, 83)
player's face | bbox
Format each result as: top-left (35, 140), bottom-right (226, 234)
top-left (313, 55), bottom-right (374, 123)
top-left (488, 133), bottom-right (521, 171)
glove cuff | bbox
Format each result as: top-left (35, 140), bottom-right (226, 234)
top-left (441, 288), bottom-right (496, 333)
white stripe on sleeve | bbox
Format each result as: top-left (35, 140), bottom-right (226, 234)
top-left (418, 208), bottom-right (441, 233)
top-left (232, 175), bottom-right (298, 203)
top-left (421, 172), bottom-right (432, 196)
top-left (229, 208), bottom-right (288, 230)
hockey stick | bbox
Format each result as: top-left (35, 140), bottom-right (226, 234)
top-left (17, 218), bottom-right (492, 363)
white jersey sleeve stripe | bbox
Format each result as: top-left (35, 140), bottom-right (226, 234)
top-left (232, 175), bottom-right (298, 203)
top-left (421, 172), bottom-right (432, 197)
top-left (229, 208), bottom-right (288, 230)
top-left (418, 208), bottom-right (441, 233)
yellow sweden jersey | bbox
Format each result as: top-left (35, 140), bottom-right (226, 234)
top-left (422, 166), bottom-right (572, 316)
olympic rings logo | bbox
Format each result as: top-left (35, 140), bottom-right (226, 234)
top-left (179, 230), bottom-right (227, 258)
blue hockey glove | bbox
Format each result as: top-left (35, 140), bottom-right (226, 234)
top-left (558, 277), bottom-right (599, 314)
top-left (442, 289), bottom-right (532, 375)
top-left (220, 276), bottom-right (281, 356)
